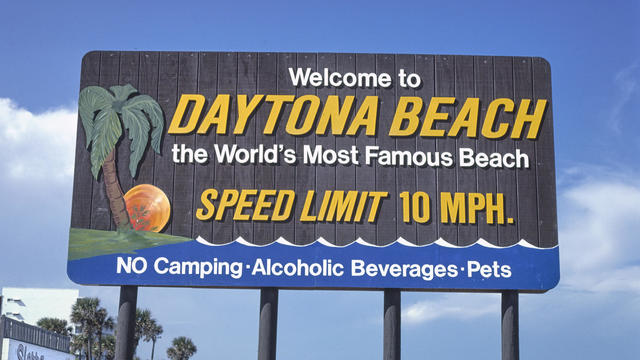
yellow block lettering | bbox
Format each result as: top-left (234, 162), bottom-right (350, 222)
top-left (286, 95), bottom-right (320, 135)
top-left (482, 98), bottom-right (514, 139)
top-left (367, 192), bottom-right (389, 223)
top-left (272, 190), bottom-right (295, 221)
top-left (486, 193), bottom-right (505, 224)
top-left (441, 192), bottom-right (466, 223)
top-left (233, 189), bottom-right (258, 221)
top-left (197, 94), bottom-right (230, 135)
top-left (234, 95), bottom-right (264, 135)
top-left (346, 96), bottom-right (378, 136)
top-left (254, 190), bottom-right (277, 221)
top-left (389, 97), bottom-right (423, 136)
top-left (316, 95), bottom-right (354, 135)
top-left (195, 189), bottom-right (218, 220)
top-left (215, 189), bottom-right (239, 221)
top-left (264, 95), bottom-right (295, 134)
top-left (168, 94), bottom-right (206, 134)
top-left (299, 190), bottom-right (316, 222)
top-left (512, 99), bottom-right (547, 139)
top-left (467, 193), bottom-right (485, 224)
top-left (449, 98), bottom-right (479, 138)
top-left (420, 97), bottom-right (455, 137)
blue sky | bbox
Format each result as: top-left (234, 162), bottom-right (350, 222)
top-left (0, 0), bottom-right (639, 359)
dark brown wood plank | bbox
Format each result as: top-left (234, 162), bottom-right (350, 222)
top-left (116, 52), bottom-right (140, 196)
top-left (414, 54), bottom-right (437, 245)
top-left (395, 54), bottom-right (418, 244)
top-left (532, 57), bottom-right (557, 248)
top-left (213, 52), bottom-right (238, 244)
top-left (273, 53), bottom-right (296, 242)
top-left (155, 52), bottom-right (179, 234)
top-left (234, 52), bottom-right (258, 242)
top-left (71, 51), bottom-right (100, 229)
top-left (455, 56), bottom-right (477, 246)
top-left (513, 57), bottom-right (538, 246)
top-left (193, 52), bottom-right (218, 242)
top-left (434, 55), bottom-right (457, 245)
top-left (315, 53), bottom-right (337, 244)
top-left (254, 53), bottom-right (277, 245)
top-left (135, 52), bottom-right (159, 187)
top-left (494, 57), bottom-right (518, 246)
top-left (171, 52), bottom-right (198, 238)
top-left (335, 53), bottom-right (357, 245)
top-left (354, 53), bottom-right (376, 244)
top-left (375, 54), bottom-right (397, 246)
top-left (91, 51), bottom-right (120, 231)
top-left (475, 56), bottom-right (498, 245)
top-left (293, 53), bottom-right (317, 245)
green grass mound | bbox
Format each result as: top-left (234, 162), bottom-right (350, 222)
top-left (69, 228), bottom-right (192, 261)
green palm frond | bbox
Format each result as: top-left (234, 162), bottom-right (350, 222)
top-left (110, 84), bottom-right (137, 102)
top-left (123, 94), bottom-right (164, 154)
top-left (122, 108), bottom-right (151, 177)
top-left (78, 83), bottom-right (164, 180)
top-left (78, 86), bottom-right (114, 147)
top-left (90, 109), bottom-right (122, 178)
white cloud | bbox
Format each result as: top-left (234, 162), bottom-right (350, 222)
top-left (403, 293), bottom-right (499, 324)
top-left (558, 170), bottom-right (640, 294)
top-left (0, 98), bottom-right (77, 182)
top-left (609, 61), bottom-right (639, 134)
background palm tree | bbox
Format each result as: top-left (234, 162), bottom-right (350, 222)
top-left (166, 336), bottom-right (197, 360)
top-left (78, 84), bottom-right (163, 230)
top-left (70, 297), bottom-right (113, 360)
top-left (71, 297), bottom-right (100, 360)
top-left (144, 319), bottom-right (163, 360)
top-left (132, 308), bottom-right (164, 359)
top-left (94, 308), bottom-right (114, 359)
top-left (36, 317), bottom-right (72, 336)
top-left (70, 333), bottom-right (89, 360)
top-left (134, 308), bottom-right (151, 352)
top-left (100, 335), bottom-right (116, 360)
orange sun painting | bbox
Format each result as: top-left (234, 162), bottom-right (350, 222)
top-left (124, 184), bottom-right (171, 232)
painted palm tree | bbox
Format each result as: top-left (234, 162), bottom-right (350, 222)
top-left (78, 84), bottom-right (163, 230)
top-left (166, 336), bottom-right (197, 360)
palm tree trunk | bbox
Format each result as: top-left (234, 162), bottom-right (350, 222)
top-left (102, 149), bottom-right (132, 230)
top-left (87, 336), bottom-right (92, 360)
top-left (98, 331), bottom-right (103, 360)
top-left (151, 340), bottom-right (155, 360)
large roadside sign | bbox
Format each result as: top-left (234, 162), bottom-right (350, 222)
top-left (67, 51), bottom-right (558, 291)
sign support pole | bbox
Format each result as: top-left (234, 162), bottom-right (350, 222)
top-left (115, 285), bottom-right (138, 360)
top-left (258, 287), bottom-right (279, 360)
top-left (384, 289), bottom-right (401, 360)
top-left (501, 290), bottom-right (519, 360)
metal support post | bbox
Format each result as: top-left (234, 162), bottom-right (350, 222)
top-left (384, 289), bottom-right (401, 360)
top-left (258, 288), bottom-right (279, 360)
top-left (501, 290), bottom-right (519, 360)
top-left (115, 285), bottom-right (138, 360)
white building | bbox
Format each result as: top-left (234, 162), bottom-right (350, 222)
top-left (1, 316), bottom-right (72, 360)
top-left (0, 288), bottom-right (79, 328)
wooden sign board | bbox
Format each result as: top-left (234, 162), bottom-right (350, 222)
top-left (68, 51), bottom-right (558, 291)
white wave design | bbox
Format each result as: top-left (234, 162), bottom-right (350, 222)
top-left (195, 235), bottom-right (556, 249)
